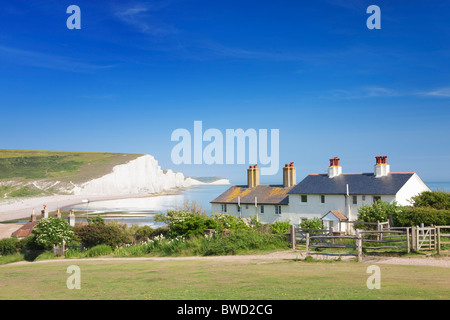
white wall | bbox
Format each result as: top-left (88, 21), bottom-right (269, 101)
top-left (211, 202), bottom-right (288, 224)
top-left (395, 173), bottom-right (431, 206)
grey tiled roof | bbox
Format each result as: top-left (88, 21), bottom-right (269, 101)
top-left (288, 173), bottom-right (416, 195)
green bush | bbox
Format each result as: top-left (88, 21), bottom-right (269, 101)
top-left (410, 190), bottom-right (450, 210)
top-left (300, 217), bottom-right (323, 230)
top-left (211, 213), bottom-right (250, 231)
top-left (73, 223), bottom-right (127, 248)
top-left (32, 217), bottom-right (74, 249)
top-left (356, 201), bottom-right (403, 230)
top-left (154, 210), bottom-right (216, 238)
top-left (199, 230), bottom-right (290, 256)
top-left (85, 244), bottom-right (113, 257)
top-left (392, 207), bottom-right (450, 227)
top-left (0, 238), bottom-right (20, 255)
top-left (270, 221), bottom-right (291, 235)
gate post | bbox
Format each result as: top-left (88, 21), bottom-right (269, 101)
top-left (291, 224), bottom-right (296, 250)
top-left (305, 233), bottom-right (310, 257)
top-left (356, 230), bottom-right (362, 262)
top-left (406, 228), bottom-right (410, 253)
top-left (411, 226), bottom-right (416, 251)
top-left (437, 227), bottom-right (441, 254)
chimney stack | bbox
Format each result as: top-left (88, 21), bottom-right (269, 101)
top-left (283, 162), bottom-right (296, 187)
top-left (41, 205), bottom-right (48, 219)
top-left (328, 157), bottom-right (342, 178)
top-left (374, 156), bottom-right (390, 178)
top-left (31, 209), bottom-right (37, 222)
top-left (68, 209), bottom-right (76, 227)
top-left (247, 165), bottom-right (260, 188)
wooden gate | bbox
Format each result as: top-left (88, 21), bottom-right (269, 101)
top-left (415, 226), bottom-right (436, 251)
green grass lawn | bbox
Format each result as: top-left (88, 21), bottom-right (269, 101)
top-left (0, 257), bottom-right (448, 300)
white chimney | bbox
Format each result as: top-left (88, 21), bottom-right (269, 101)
top-left (328, 157), bottom-right (342, 178)
top-left (374, 156), bottom-right (390, 178)
top-left (68, 209), bottom-right (76, 227)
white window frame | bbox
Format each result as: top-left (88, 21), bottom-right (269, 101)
top-left (275, 205), bottom-right (282, 215)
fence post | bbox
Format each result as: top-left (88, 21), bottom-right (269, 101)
top-left (291, 225), bottom-right (296, 250)
top-left (356, 230), bottom-right (362, 262)
top-left (416, 225), bottom-right (420, 251)
top-left (305, 233), bottom-right (310, 257)
top-left (437, 227), bottom-right (441, 255)
top-left (411, 226), bottom-right (416, 251)
top-left (406, 228), bottom-right (410, 253)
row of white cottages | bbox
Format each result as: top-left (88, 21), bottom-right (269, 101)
top-left (210, 156), bottom-right (430, 233)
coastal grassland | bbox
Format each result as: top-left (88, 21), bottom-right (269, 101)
top-left (0, 149), bottom-right (143, 182)
top-left (0, 258), bottom-right (448, 300)
top-left (0, 150), bottom-right (143, 198)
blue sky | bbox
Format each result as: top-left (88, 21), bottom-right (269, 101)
top-left (0, 0), bottom-right (449, 184)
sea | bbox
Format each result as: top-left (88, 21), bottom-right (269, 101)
top-left (66, 184), bottom-right (231, 227)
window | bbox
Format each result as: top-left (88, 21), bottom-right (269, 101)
top-left (301, 195), bottom-right (308, 203)
top-left (373, 196), bottom-right (381, 203)
top-left (260, 205), bottom-right (264, 214)
top-left (320, 195), bottom-right (325, 204)
top-left (352, 196), bottom-right (358, 205)
top-left (275, 205), bottom-right (281, 214)
top-left (362, 195), bottom-right (366, 201)
top-left (221, 204), bottom-right (227, 212)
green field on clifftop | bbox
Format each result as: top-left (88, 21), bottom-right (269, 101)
top-left (0, 150), bottom-right (143, 198)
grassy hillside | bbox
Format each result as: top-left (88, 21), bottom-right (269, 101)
top-left (0, 150), bottom-right (143, 198)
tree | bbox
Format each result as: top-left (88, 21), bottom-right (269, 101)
top-left (32, 217), bottom-right (74, 249)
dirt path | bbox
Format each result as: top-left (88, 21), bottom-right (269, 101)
top-left (2, 250), bottom-right (449, 268)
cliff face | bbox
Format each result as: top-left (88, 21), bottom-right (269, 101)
top-left (72, 155), bottom-right (200, 196)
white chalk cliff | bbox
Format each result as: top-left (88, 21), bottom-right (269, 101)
top-left (72, 155), bottom-right (208, 196)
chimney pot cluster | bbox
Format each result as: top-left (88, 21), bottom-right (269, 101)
top-left (329, 157), bottom-right (340, 167)
top-left (375, 156), bottom-right (387, 164)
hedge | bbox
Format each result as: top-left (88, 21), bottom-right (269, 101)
top-left (392, 207), bottom-right (450, 227)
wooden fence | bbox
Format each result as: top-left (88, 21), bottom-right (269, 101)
top-left (436, 226), bottom-right (450, 254)
top-left (290, 224), bottom-right (449, 259)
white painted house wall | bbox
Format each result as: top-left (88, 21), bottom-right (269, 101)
top-left (211, 202), bottom-right (288, 223)
top-left (395, 173), bottom-right (431, 206)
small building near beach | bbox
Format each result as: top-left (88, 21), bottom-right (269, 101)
top-left (211, 156), bottom-right (430, 232)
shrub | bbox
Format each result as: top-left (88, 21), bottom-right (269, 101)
top-left (199, 230), bottom-right (290, 256)
top-left (73, 223), bottom-right (127, 248)
top-left (211, 213), bottom-right (249, 231)
top-left (87, 215), bottom-right (105, 226)
top-left (155, 210), bottom-right (215, 238)
top-left (0, 238), bottom-right (20, 255)
top-left (85, 244), bottom-right (113, 257)
top-left (270, 221), bottom-right (291, 235)
top-left (410, 190), bottom-right (450, 210)
top-left (133, 225), bottom-right (154, 242)
top-left (32, 217), bottom-right (74, 249)
top-left (392, 207), bottom-right (450, 227)
top-left (300, 217), bottom-right (323, 230)
top-left (356, 201), bottom-right (403, 230)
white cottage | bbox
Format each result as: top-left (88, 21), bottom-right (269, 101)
top-left (211, 156), bottom-right (430, 233)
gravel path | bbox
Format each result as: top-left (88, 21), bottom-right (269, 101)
top-left (3, 250), bottom-right (448, 268)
